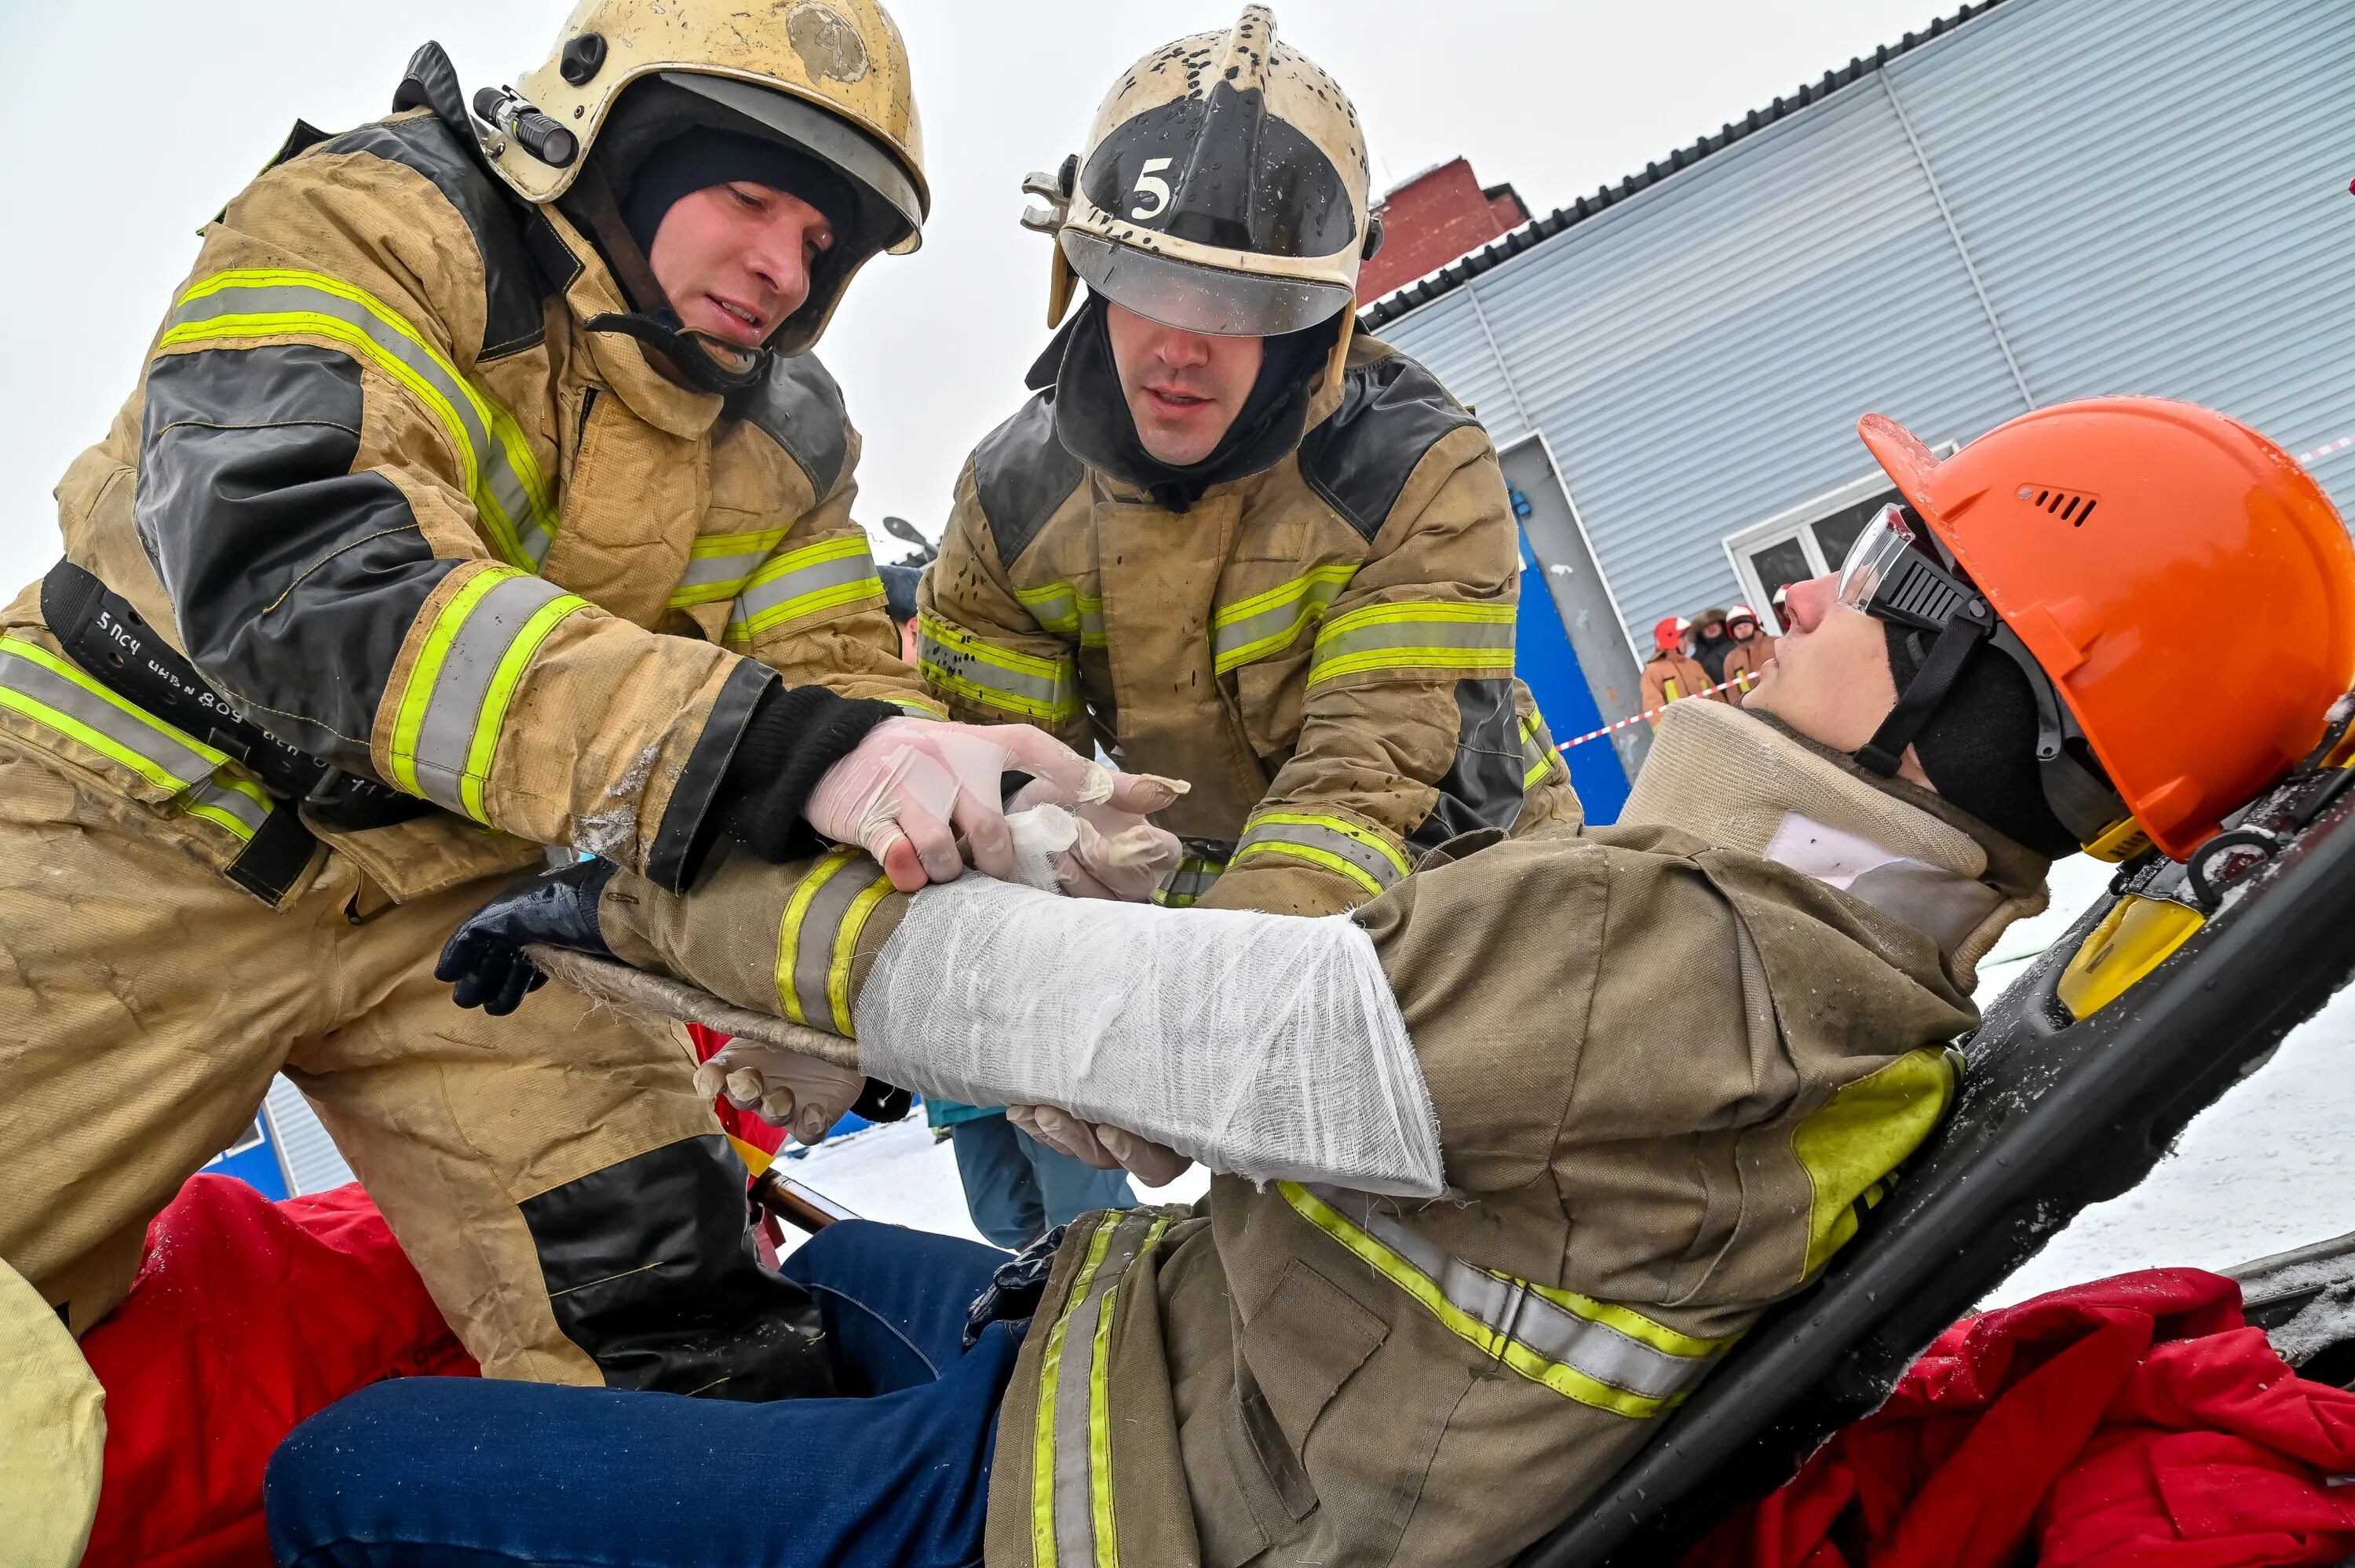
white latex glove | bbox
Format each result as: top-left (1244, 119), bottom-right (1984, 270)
top-left (1007, 1104), bottom-right (1194, 1187)
top-left (1006, 769), bottom-right (1187, 902)
top-left (693, 1039), bottom-right (868, 1146)
top-left (807, 722), bottom-right (1189, 895)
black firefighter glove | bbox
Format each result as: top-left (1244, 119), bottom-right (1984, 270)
top-left (436, 859), bottom-right (618, 1016)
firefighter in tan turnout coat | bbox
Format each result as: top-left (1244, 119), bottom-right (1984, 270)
top-left (0, 0), bottom-right (1137, 1396)
top-left (918, 7), bottom-right (1579, 918)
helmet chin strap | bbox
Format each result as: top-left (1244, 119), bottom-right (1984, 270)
top-left (565, 159), bottom-right (772, 396)
top-left (1853, 615), bottom-right (1989, 778)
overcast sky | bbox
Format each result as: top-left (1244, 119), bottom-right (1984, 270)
top-left (0, 0), bottom-right (1956, 593)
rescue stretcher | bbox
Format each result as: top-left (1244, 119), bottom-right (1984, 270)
top-left (708, 716), bottom-right (2355, 1564)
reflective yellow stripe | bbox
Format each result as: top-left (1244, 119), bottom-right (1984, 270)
top-left (1280, 1182), bottom-right (1731, 1419)
top-left (670, 527), bottom-right (794, 608)
top-left (1210, 563), bottom-right (1358, 675)
top-left (1519, 709), bottom-right (1561, 788)
top-left (776, 850), bottom-right (854, 1028)
top-left (1088, 1285), bottom-right (1122, 1568)
top-left (893, 695), bottom-right (949, 718)
top-left (161, 269), bottom-right (557, 569)
top-left (827, 873), bottom-right (896, 1036)
top-left (1151, 854), bottom-right (1229, 908)
top-left (1015, 582), bottom-right (1107, 648)
top-left (385, 568), bottom-right (590, 822)
top-left (725, 535), bottom-right (885, 641)
top-left (1230, 810), bottom-right (1410, 895)
top-left (1034, 1217), bottom-right (1122, 1568)
top-left (1307, 600), bottom-right (1517, 685)
top-left (0, 636), bottom-right (269, 842)
top-left (918, 611), bottom-right (1081, 725)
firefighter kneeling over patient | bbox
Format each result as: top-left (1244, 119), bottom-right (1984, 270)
top-left (271, 362), bottom-right (2355, 1568)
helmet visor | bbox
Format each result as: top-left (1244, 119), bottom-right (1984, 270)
top-left (1061, 230), bottom-right (1354, 337)
top-left (1835, 504), bottom-right (1920, 611)
top-left (660, 72), bottom-right (925, 244)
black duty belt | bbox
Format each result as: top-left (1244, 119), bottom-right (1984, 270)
top-left (38, 560), bottom-right (433, 903)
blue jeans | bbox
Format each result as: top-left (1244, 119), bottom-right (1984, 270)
top-left (951, 1111), bottom-right (1136, 1249)
top-left (266, 1221), bottom-right (1018, 1568)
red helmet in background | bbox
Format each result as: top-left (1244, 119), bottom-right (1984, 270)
top-left (1653, 614), bottom-right (1689, 654)
top-left (1858, 398), bottom-right (2355, 859)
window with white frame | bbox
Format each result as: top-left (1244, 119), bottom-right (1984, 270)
top-left (1722, 445), bottom-right (1956, 629)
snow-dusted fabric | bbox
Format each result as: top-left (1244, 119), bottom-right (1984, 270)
top-left (856, 873), bottom-right (1443, 1197)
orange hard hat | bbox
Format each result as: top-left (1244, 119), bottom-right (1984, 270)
top-left (1653, 614), bottom-right (1689, 653)
top-left (1858, 398), bottom-right (2355, 859)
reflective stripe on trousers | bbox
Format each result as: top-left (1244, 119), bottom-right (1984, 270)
top-left (917, 611), bottom-right (1081, 727)
top-left (1032, 1209), bottom-right (1178, 1568)
top-left (1210, 563), bottom-right (1357, 675)
top-left (723, 535), bottom-right (885, 640)
top-left (1229, 809), bottom-right (1411, 897)
top-left (385, 568), bottom-right (591, 822)
top-left (1308, 600), bottom-right (1516, 686)
top-left (160, 269), bottom-right (560, 571)
top-left (1016, 582), bottom-right (1106, 649)
top-left (1280, 1183), bottom-right (1735, 1419)
top-left (0, 634), bottom-right (274, 842)
top-left (774, 847), bottom-right (895, 1034)
top-left (670, 527), bottom-right (792, 609)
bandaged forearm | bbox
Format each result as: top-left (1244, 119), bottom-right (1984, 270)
top-left (855, 874), bottom-right (1444, 1197)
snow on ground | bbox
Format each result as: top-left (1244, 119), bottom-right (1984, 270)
top-left (789, 854), bottom-right (2355, 1300)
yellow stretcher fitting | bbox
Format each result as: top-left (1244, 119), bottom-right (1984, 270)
top-left (2055, 895), bottom-right (2206, 1019)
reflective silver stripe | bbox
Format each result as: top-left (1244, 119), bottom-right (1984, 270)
top-left (725, 536), bottom-right (883, 641)
top-left (1035, 1209), bottom-right (1175, 1568)
top-left (1016, 582), bottom-right (1106, 649)
top-left (1520, 709), bottom-right (1561, 787)
top-left (1307, 600), bottom-right (1517, 685)
top-left (1230, 811), bottom-right (1411, 897)
top-left (917, 611), bottom-right (1081, 725)
top-left (1210, 563), bottom-right (1357, 675)
top-left (775, 847), bottom-right (892, 1033)
top-left (0, 637), bottom-right (268, 842)
top-left (671, 528), bottom-right (790, 608)
top-left (392, 573), bottom-right (588, 820)
top-left (161, 270), bottom-right (557, 569)
top-left (1151, 855), bottom-right (1229, 908)
top-left (1287, 1184), bottom-right (1731, 1417)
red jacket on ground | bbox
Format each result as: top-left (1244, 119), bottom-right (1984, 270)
top-left (1687, 1269), bottom-right (2355, 1568)
top-left (76, 1176), bottom-right (476, 1568)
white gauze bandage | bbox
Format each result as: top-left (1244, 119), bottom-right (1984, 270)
top-left (854, 874), bottom-right (1444, 1198)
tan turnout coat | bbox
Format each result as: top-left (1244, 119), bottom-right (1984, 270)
top-left (601, 702), bottom-right (2050, 1565)
top-left (918, 334), bottom-right (1580, 917)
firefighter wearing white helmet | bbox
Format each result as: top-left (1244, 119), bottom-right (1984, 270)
top-left (0, 0), bottom-right (1135, 1397)
top-left (919, 5), bottom-right (1581, 920)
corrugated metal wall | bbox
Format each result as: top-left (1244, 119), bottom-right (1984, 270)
top-left (1377, 0), bottom-right (2355, 652)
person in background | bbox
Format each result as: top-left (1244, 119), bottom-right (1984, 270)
top-left (1687, 605), bottom-right (1737, 682)
top-left (1641, 614), bottom-right (1720, 724)
top-left (1772, 585), bottom-right (1795, 633)
top-left (880, 561), bottom-right (1139, 1246)
top-left (1721, 603), bottom-right (1778, 695)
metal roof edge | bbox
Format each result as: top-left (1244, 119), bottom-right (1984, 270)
top-left (1358, 0), bottom-right (2018, 332)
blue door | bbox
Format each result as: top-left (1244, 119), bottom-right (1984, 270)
top-left (1514, 530), bottom-right (1631, 824)
top-left (202, 1114), bottom-right (290, 1199)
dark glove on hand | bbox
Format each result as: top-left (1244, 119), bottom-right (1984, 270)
top-left (435, 859), bottom-right (618, 1016)
top-left (704, 680), bottom-right (899, 866)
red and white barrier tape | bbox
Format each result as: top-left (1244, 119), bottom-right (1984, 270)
top-left (1555, 676), bottom-right (1750, 752)
top-left (2298, 430), bottom-right (2355, 469)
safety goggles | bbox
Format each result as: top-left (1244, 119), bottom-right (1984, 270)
top-left (1835, 504), bottom-right (1986, 632)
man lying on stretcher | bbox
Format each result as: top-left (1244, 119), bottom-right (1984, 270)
top-left (266, 398), bottom-right (2355, 1568)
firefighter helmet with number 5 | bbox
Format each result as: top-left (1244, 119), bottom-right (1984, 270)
top-left (1021, 6), bottom-right (1379, 370)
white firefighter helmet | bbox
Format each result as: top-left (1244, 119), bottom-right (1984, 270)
top-left (1023, 6), bottom-right (1377, 341)
top-left (481, 0), bottom-right (929, 358)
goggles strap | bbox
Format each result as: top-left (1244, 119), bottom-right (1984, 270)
top-left (1855, 615), bottom-right (1988, 777)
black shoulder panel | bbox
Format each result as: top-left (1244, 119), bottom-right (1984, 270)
top-left (728, 352), bottom-right (852, 498)
top-left (1297, 351), bottom-right (1481, 543)
top-left (973, 391), bottom-right (1084, 569)
top-left (316, 110), bottom-right (549, 363)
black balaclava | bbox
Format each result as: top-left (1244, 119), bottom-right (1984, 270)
top-left (1884, 622), bottom-right (2079, 857)
top-left (1028, 292), bottom-right (1342, 512)
top-left (620, 127), bottom-right (858, 261)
